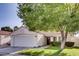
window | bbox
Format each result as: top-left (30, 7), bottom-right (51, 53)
top-left (53, 37), bottom-right (56, 42)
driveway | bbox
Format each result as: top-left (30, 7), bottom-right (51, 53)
top-left (0, 45), bottom-right (49, 56)
top-left (0, 47), bottom-right (27, 56)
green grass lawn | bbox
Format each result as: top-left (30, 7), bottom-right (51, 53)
top-left (59, 47), bottom-right (79, 56)
top-left (18, 46), bottom-right (79, 56)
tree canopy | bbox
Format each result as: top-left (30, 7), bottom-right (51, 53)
top-left (1, 26), bottom-right (13, 32)
top-left (17, 3), bottom-right (79, 32)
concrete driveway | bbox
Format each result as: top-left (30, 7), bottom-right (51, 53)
top-left (0, 46), bottom-right (49, 56)
top-left (0, 47), bottom-right (27, 56)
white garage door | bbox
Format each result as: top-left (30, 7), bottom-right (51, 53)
top-left (11, 35), bottom-right (36, 47)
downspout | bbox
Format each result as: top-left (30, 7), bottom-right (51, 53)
top-left (35, 34), bottom-right (38, 47)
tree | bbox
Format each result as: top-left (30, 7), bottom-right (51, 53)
top-left (17, 3), bottom-right (79, 49)
top-left (1, 26), bottom-right (13, 32)
top-left (14, 26), bottom-right (19, 31)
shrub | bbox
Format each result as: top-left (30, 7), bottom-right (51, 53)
top-left (51, 42), bottom-right (61, 46)
top-left (7, 42), bottom-right (10, 45)
top-left (65, 42), bottom-right (74, 47)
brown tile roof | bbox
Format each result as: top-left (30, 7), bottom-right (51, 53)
top-left (39, 32), bottom-right (61, 37)
top-left (39, 32), bottom-right (72, 37)
top-left (0, 31), bottom-right (11, 35)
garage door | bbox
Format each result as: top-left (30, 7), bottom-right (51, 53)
top-left (11, 35), bottom-right (36, 47)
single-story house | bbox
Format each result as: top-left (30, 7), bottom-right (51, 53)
top-left (40, 32), bottom-right (79, 47)
top-left (11, 26), bottom-right (47, 47)
top-left (0, 31), bottom-right (11, 46)
top-left (10, 26), bottom-right (79, 47)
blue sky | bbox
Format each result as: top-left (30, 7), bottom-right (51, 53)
top-left (0, 3), bottom-right (23, 28)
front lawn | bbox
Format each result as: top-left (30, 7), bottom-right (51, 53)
top-left (59, 47), bottom-right (79, 56)
top-left (18, 46), bottom-right (79, 56)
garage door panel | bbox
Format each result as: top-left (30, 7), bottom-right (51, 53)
top-left (12, 35), bottom-right (36, 47)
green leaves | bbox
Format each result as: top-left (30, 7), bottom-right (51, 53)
top-left (17, 3), bottom-right (79, 32)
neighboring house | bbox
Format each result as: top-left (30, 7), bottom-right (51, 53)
top-left (0, 31), bottom-right (11, 46)
top-left (11, 26), bottom-right (47, 47)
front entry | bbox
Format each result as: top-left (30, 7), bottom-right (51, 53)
top-left (46, 37), bottom-right (51, 45)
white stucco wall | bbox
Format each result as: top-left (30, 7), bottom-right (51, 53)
top-left (0, 35), bottom-right (11, 45)
top-left (70, 37), bottom-right (79, 47)
top-left (36, 34), bottom-right (47, 47)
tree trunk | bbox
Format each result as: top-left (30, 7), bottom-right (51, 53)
top-left (60, 37), bottom-right (66, 50)
top-left (60, 31), bottom-right (68, 50)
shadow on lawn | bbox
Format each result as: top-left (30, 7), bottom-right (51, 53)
top-left (52, 49), bottom-right (67, 56)
top-left (52, 47), bottom-right (79, 56)
top-left (47, 46), bottom-right (60, 50)
top-left (52, 49), bottom-right (62, 56)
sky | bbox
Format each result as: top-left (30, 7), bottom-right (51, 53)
top-left (0, 3), bottom-right (23, 28)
